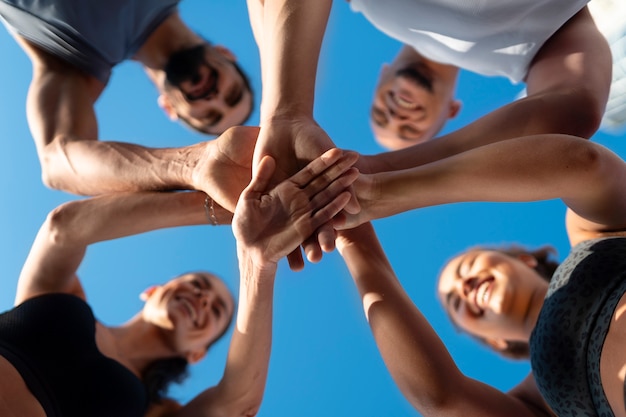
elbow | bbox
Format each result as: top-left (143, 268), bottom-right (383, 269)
top-left (545, 86), bottom-right (604, 139)
top-left (42, 201), bottom-right (81, 246)
top-left (567, 87), bottom-right (604, 138)
top-left (39, 135), bottom-right (82, 193)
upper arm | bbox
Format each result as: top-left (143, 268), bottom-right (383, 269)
top-left (525, 6), bottom-right (611, 135)
top-left (561, 143), bottom-right (626, 239)
top-left (18, 37), bottom-right (104, 151)
top-left (14, 204), bottom-right (88, 305)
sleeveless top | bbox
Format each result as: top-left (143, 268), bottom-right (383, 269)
top-left (0, 0), bottom-right (180, 84)
top-left (349, 0), bottom-right (589, 83)
top-left (0, 293), bottom-right (148, 417)
top-left (530, 237), bottom-right (626, 417)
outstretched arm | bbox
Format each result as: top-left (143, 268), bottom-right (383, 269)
top-left (20, 37), bottom-right (256, 207)
top-left (362, 7), bottom-right (610, 174)
top-left (336, 223), bottom-right (551, 417)
top-left (173, 149), bottom-right (358, 417)
top-left (15, 190), bottom-right (230, 305)
top-left (343, 134), bottom-right (626, 235)
top-left (246, 0), bottom-right (355, 267)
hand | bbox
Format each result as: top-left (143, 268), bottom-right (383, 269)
top-left (193, 126), bottom-right (259, 212)
top-left (233, 148), bottom-right (359, 270)
top-left (333, 172), bottom-right (379, 230)
top-left (252, 117), bottom-right (360, 267)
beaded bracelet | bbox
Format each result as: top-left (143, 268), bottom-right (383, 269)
top-left (204, 195), bottom-right (218, 226)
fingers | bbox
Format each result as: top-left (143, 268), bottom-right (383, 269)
top-left (287, 247), bottom-right (305, 271)
top-left (244, 155), bottom-right (276, 197)
top-left (303, 235), bottom-right (323, 264)
top-left (290, 149), bottom-right (359, 193)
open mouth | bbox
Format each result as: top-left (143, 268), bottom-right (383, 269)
top-left (176, 295), bottom-right (199, 325)
top-left (184, 67), bottom-right (219, 101)
top-left (390, 91), bottom-right (420, 110)
top-left (470, 277), bottom-right (494, 315)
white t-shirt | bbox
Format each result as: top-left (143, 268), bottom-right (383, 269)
top-left (350, 0), bottom-right (589, 83)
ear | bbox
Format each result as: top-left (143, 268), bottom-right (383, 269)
top-left (484, 337), bottom-right (508, 352)
top-left (213, 45), bottom-right (236, 62)
top-left (448, 99), bottom-right (462, 119)
top-left (140, 285), bottom-right (159, 302)
top-left (517, 253), bottom-right (538, 269)
top-left (378, 63), bottom-right (392, 77)
top-left (186, 348), bottom-right (207, 364)
top-left (157, 94), bottom-right (178, 121)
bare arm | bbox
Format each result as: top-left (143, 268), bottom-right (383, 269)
top-left (172, 149), bottom-right (358, 417)
top-left (362, 7), bottom-right (610, 174)
top-left (343, 135), bottom-right (626, 235)
top-left (19, 37), bottom-right (245, 198)
top-left (336, 223), bottom-right (552, 417)
top-left (15, 191), bottom-right (228, 305)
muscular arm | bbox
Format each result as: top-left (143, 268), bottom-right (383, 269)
top-left (336, 223), bottom-right (552, 417)
top-left (364, 7), bottom-right (610, 173)
top-left (15, 191), bottom-right (228, 305)
top-left (19, 37), bottom-right (233, 198)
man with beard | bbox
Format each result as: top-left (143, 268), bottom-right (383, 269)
top-left (0, 0), bottom-right (254, 198)
top-left (350, 0), bottom-right (612, 151)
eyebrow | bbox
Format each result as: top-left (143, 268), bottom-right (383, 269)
top-left (371, 106), bottom-right (388, 127)
top-left (398, 125), bottom-right (423, 141)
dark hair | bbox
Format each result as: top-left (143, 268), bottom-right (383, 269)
top-left (178, 59), bottom-right (255, 135)
top-left (447, 244), bottom-right (559, 360)
top-left (142, 298), bottom-right (236, 403)
top-left (142, 357), bottom-right (190, 404)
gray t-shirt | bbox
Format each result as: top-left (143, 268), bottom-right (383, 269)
top-left (0, 0), bottom-right (180, 84)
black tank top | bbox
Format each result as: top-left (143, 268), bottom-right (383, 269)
top-left (0, 293), bottom-right (148, 417)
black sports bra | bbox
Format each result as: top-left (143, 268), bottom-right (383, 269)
top-left (0, 293), bottom-right (148, 417)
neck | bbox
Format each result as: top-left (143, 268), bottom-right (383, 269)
top-left (523, 283), bottom-right (549, 340)
top-left (133, 11), bottom-right (204, 84)
top-left (101, 314), bottom-right (179, 376)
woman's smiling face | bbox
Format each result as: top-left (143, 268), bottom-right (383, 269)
top-left (437, 250), bottom-right (549, 345)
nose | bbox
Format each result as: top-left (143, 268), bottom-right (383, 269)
top-left (388, 106), bottom-right (410, 121)
top-left (194, 288), bottom-right (215, 307)
top-left (454, 276), bottom-right (478, 299)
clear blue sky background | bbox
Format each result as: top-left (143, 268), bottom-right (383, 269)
top-left (0, 1), bottom-right (625, 416)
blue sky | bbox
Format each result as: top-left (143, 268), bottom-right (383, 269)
top-left (0, 1), bottom-right (625, 416)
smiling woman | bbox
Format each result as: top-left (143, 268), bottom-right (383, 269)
top-left (0, 148), bottom-right (359, 417)
top-left (335, 134), bottom-right (626, 417)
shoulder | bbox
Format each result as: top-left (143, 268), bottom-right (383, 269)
top-left (508, 373), bottom-right (556, 417)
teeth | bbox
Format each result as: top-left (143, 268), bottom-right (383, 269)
top-left (396, 95), bottom-right (416, 109)
top-left (476, 280), bottom-right (491, 309)
top-left (181, 298), bottom-right (197, 321)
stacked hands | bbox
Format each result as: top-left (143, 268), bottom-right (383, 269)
top-left (207, 120), bottom-right (378, 270)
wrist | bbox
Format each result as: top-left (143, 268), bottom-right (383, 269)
top-left (237, 245), bottom-right (279, 277)
top-left (259, 109), bottom-right (315, 126)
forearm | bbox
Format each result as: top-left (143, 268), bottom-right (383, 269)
top-left (366, 92), bottom-right (598, 174)
top-left (51, 190), bottom-right (230, 246)
top-left (337, 224), bottom-right (464, 412)
top-left (365, 135), bottom-right (626, 225)
top-left (256, 0), bottom-right (332, 120)
top-left (39, 137), bottom-right (204, 195)
top-left (214, 247), bottom-right (276, 415)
